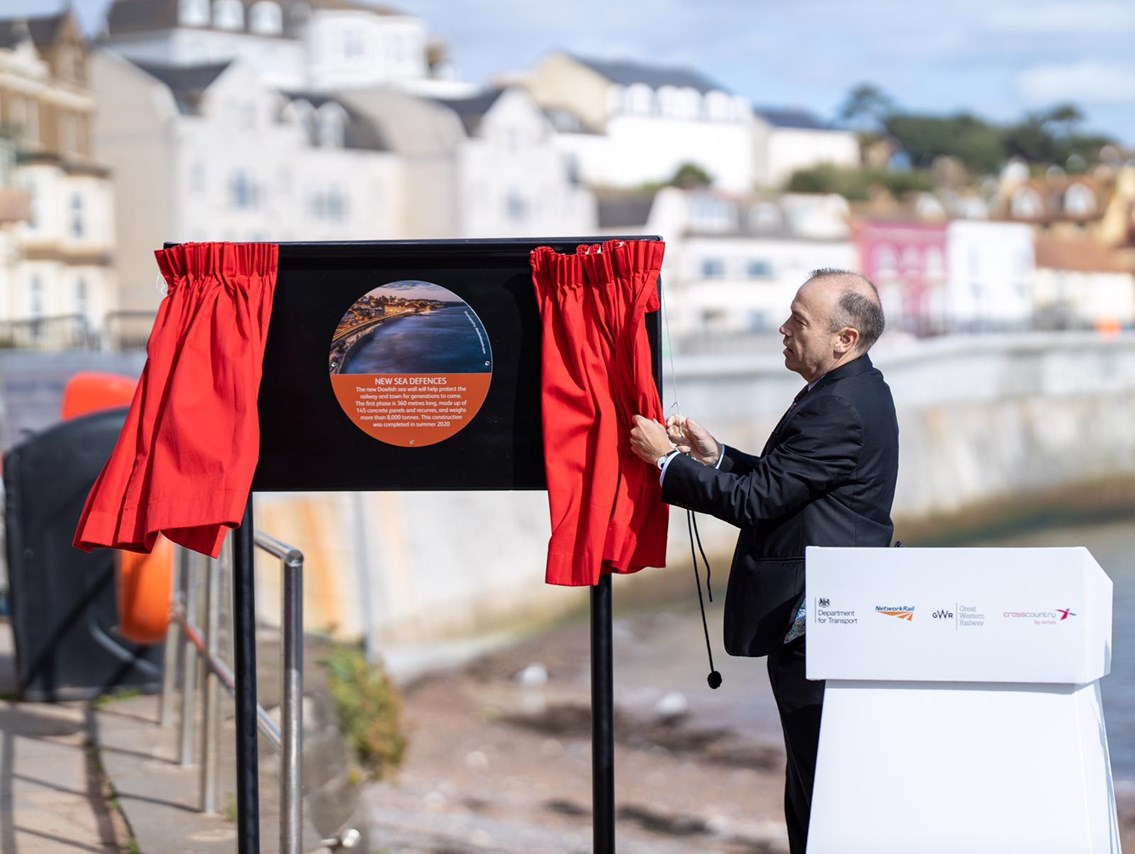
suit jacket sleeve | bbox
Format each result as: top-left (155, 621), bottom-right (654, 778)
top-left (662, 394), bottom-right (863, 528)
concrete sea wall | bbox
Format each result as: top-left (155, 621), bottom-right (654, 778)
top-left (251, 331), bottom-right (1135, 649)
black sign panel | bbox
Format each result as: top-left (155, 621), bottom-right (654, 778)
top-left (248, 237), bottom-right (661, 492)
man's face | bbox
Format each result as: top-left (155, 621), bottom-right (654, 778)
top-left (779, 279), bottom-right (839, 383)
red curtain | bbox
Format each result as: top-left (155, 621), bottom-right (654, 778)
top-left (530, 240), bottom-right (668, 586)
top-left (74, 243), bottom-right (278, 559)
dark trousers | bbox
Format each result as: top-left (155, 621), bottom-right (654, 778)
top-left (766, 635), bottom-right (826, 854)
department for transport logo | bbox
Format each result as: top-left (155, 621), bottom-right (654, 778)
top-left (875, 605), bottom-right (915, 622)
top-left (814, 598), bottom-right (857, 626)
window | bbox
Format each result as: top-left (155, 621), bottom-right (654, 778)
top-left (872, 245), bottom-right (897, 276)
top-left (214, 0), bottom-right (244, 31)
top-left (326, 187), bottom-right (345, 221)
top-left (71, 193), bottom-right (84, 238)
top-left (705, 91), bottom-right (731, 121)
top-left (1064, 183), bottom-right (1096, 217)
top-left (701, 258), bottom-right (725, 278)
top-left (1011, 188), bottom-right (1043, 219)
top-left (178, 0), bottom-right (209, 26)
top-left (28, 274), bottom-right (43, 324)
top-left (748, 202), bottom-right (782, 231)
top-left (249, 1), bottom-right (283, 34)
top-left (623, 84), bottom-right (653, 115)
top-left (189, 161), bottom-right (206, 193)
top-left (344, 29), bottom-right (365, 58)
top-left (690, 194), bottom-right (735, 231)
top-left (230, 169), bottom-right (257, 209)
top-left (75, 278), bottom-right (88, 318)
top-left (317, 103), bottom-right (346, 148)
top-left (506, 189), bottom-right (527, 223)
top-left (747, 259), bottom-right (773, 279)
top-left (11, 97), bottom-right (39, 145)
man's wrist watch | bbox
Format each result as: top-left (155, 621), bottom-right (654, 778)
top-left (656, 449), bottom-right (680, 470)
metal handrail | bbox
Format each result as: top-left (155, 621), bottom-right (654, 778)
top-left (159, 531), bottom-right (310, 854)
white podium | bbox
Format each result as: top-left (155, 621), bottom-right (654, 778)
top-left (805, 547), bottom-right (1120, 854)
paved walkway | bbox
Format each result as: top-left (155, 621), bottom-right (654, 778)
top-left (0, 618), bottom-right (334, 853)
top-left (0, 620), bottom-right (121, 853)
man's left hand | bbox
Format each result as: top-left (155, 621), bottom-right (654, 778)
top-left (630, 415), bottom-right (673, 463)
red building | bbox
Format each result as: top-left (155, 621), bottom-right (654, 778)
top-left (855, 221), bottom-right (948, 335)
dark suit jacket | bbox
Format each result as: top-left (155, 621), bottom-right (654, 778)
top-left (662, 353), bottom-right (899, 657)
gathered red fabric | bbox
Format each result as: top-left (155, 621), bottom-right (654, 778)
top-left (74, 242), bottom-right (278, 559)
top-left (530, 240), bottom-right (668, 586)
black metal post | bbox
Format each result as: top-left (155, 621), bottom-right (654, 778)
top-left (233, 499), bottom-right (261, 853)
top-left (591, 573), bottom-right (615, 853)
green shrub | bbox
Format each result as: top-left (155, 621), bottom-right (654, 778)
top-left (322, 646), bottom-right (407, 781)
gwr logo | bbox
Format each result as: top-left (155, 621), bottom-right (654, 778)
top-left (932, 609), bottom-right (954, 620)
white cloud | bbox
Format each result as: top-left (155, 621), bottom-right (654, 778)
top-left (1017, 61), bottom-right (1135, 105)
top-left (984, 1), bottom-right (1135, 35)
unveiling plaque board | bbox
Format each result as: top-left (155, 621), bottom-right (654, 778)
top-left (250, 237), bottom-right (661, 492)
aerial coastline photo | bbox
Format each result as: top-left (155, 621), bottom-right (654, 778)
top-left (328, 280), bottom-right (492, 375)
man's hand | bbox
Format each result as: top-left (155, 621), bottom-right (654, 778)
top-left (630, 415), bottom-right (674, 464)
top-left (666, 416), bottom-right (721, 466)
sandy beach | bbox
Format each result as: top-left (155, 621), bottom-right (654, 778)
top-left (364, 595), bottom-right (1135, 853)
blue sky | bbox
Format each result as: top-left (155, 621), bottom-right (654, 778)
top-left (34, 0), bottom-right (1135, 145)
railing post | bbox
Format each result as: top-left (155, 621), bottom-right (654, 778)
top-left (179, 550), bottom-right (200, 766)
top-left (281, 546), bottom-right (304, 854)
top-left (160, 546), bottom-right (186, 728)
top-left (200, 546), bottom-right (223, 813)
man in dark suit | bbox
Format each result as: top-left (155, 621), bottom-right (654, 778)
top-left (630, 268), bottom-right (899, 854)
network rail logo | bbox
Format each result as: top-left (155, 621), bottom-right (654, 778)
top-left (875, 605), bottom-right (915, 622)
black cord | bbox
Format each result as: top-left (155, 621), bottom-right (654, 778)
top-left (687, 509), bottom-right (722, 689)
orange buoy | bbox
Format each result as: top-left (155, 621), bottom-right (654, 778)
top-left (115, 535), bottom-right (173, 645)
top-left (61, 372), bottom-right (137, 421)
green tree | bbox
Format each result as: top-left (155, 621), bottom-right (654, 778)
top-left (669, 161), bottom-right (714, 188)
top-left (837, 83), bottom-right (895, 132)
top-left (883, 112), bottom-right (1004, 175)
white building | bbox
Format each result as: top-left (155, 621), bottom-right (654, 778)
top-left (1033, 234), bottom-right (1135, 329)
top-left (101, 0), bottom-right (470, 96)
top-left (92, 51), bottom-right (403, 310)
top-left (0, 11), bottom-right (117, 343)
top-left (522, 52), bottom-right (755, 193)
top-left (598, 187), bottom-right (856, 338)
top-left (946, 220), bottom-right (1035, 329)
top-left (752, 107), bottom-right (860, 189)
top-left (340, 85), bottom-right (595, 239)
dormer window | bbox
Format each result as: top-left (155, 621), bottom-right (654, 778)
top-left (623, 83), bottom-right (653, 116)
top-left (705, 91), bottom-right (731, 121)
top-left (249, 1), bottom-right (283, 35)
top-left (317, 103), bottom-right (347, 148)
top-left (214, 0), bottom-right (244, 31)
top-left (1011, 187), bottom-right (1043, 219)
top-left (178, 0), bottom-right (209, 26)
top-left (1064, 183), bottom-right (1096, 217)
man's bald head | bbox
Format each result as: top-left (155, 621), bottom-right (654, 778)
top-left (805, 268), bottom-right (886, 354)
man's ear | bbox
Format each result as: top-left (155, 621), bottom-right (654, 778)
top-left (834, 326), bottom-right (860, 356)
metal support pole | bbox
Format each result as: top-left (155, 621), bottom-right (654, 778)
top-left (160, 546), bottom-right (187, 727)
top-left (233, 500), bottom-right (261, 854)
top-left (179, 550), bottom-right (200, 766)
top-left (280, 544), bottom-right (304, 854)
top-left (200, 548), bottom-right (223, 814)
top-left (591, 574), bottom-right (615, 854)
